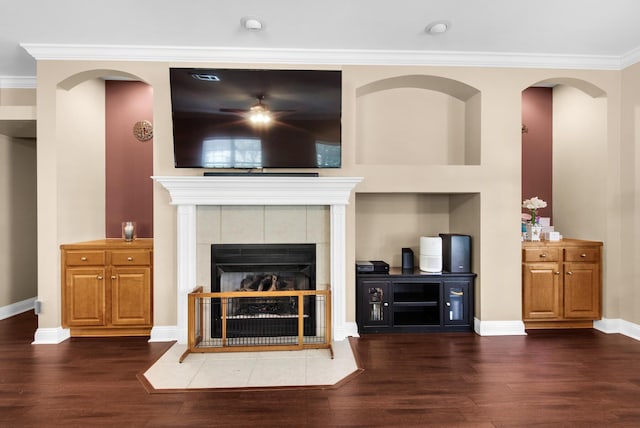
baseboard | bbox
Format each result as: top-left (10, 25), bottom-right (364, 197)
top-left (335, 321), bottom-right (360, 340)
top-left (0, 297), bottom-right (36, 320)
top-left (595, 318), bottom-right (640, 342)
top-left (149, 325), bottom-right (179, 342)
top-left (32, 326), bottom-right (71, 344)
top-left (474, 318), bottom-right (527, 336)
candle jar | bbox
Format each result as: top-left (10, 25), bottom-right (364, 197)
top-left (121, 221), bottom-right (137, 241)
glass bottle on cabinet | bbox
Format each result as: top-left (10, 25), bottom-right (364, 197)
top-left (369, 286), bottom-right (384, 321)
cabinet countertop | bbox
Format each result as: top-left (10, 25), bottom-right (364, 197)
top-left (522, 238), bottom-right (602, 248)
top-left (60, 238), bottom-right (153, 250)
top-left (360, 268), bottom-right (476, 277)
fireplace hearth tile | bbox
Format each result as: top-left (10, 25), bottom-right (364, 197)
top-left (189, 359), bottom-right (256, 389)
top-left (142, 340), bottom-right (360, 391)
top-left (247, 358), bottom-right (306, 387)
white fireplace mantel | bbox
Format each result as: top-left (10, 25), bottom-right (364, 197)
top-left (152, 175), bottom-right (362, 344)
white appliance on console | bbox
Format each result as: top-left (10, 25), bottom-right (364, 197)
top-left (419, 236), bottom-right (442, 273)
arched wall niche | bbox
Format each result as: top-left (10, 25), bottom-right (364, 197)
top-left (521, 77), bottom-right (607, 241)
top-left (54, 68), bottom-right (154, 243)
top-left (530, 77), bottom-right (606, 98)
top-left (58, 69), bottom-right (147, 91)
top-left (355, 74), bottom-right (481, 166)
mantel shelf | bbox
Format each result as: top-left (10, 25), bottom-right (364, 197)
top-left (152, 176), bottom-right (363, 206)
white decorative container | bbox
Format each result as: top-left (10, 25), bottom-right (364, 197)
top-left (525, 224), bottom-right (542, 241)
top-left (419, 236), bottom-right (442, 272)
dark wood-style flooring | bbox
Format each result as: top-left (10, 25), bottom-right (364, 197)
top-left (2, 312), bottom-right (640, 427)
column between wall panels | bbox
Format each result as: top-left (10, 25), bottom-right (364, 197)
top-left (330, 203), bottom-right (348, 340)
top-left (176, 204), bottom-right (196, 344)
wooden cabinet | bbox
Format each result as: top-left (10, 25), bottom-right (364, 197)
top-left (522, 239), bottom-right (602, 329)
top-left (61, 239), bottom-right (153, 337)
top-left (356, 269), bottom-right (475, 334)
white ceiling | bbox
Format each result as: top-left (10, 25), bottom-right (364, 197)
top-left (3, 0), bottom-right (640, 86)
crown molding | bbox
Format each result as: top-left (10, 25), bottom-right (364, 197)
top-left (0, 76), bottom-right (36, 88)
top-left (21, 43), bottom-right (626, 71)
top-left (621, 45), bottom-right (640, 69)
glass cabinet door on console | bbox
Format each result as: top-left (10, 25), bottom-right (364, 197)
top-left (443, 281), bottom-right (472, 327)
top-left (356, 280), bottom-right (391, 332)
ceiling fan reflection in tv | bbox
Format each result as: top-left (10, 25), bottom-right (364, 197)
top-left (219, 94), bottom-right (295, 126)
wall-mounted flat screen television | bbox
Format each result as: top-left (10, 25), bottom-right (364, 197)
top-left (169, 68), bottom-right (342, 169)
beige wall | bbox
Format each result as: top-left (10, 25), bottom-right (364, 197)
top-left (32, 59), bottom-right (628, 333)
top-left (620, 61), bottom-right (640, 325)
top-left (0, 88), bottom-right (36, 106)
top-left (356, 89), bottom-right (467, 165)
top-left (553, 85), bottom-right (608, 241)
top-left (0, 133), bottom-right (37, 308)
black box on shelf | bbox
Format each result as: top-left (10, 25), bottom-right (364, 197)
top-left (356, 260), bottom-right (390, 274)
top-left (439, 234), bottom-right (471, 273)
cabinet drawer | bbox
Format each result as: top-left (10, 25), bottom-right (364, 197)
top-left (564, 247), bottom-right (599, 262)
top-left (523, 248), bottom-right (560, 262)
top-left (65, 250), bottom-right (105, 266)
top-left (111, 250), bottom-right (151, 266)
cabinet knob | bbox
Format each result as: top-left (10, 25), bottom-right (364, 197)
top-left (554, 271), bottom-right (560, 275)
top-left (127, 257), bottom-right (134, 261)
top-left (81, 257), bottom-right (87, 261)
top-left (446, 302), bottom-right (451, 307)
top-left (539, 253), bottom-right (547, 258)
top-left (96, 275), bottom-right (103, 280)
top-left (111, 275), bottom-right (117, 280)
top-left (580, 253), bottom-right (587, 258)
top-left (383, 302), bottom-right (389, 307)
top-left (567, 271), bottom-right (573, 275)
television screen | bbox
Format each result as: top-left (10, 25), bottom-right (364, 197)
top-left (169, 68), bottom-right (342, 169)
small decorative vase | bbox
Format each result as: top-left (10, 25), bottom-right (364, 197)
top-left (122, 221), bottom-right (137, 242)
top-left (525, 223), bottom-right (542, 241)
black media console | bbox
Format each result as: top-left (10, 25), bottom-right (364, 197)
top-left (356, 268), bottom-right (476, 334)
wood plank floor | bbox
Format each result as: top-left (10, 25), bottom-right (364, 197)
top-left (2, 312), bottom-right (640, 427)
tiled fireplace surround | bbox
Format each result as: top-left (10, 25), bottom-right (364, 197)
top-left (153, 176), bottom-right (362, 344)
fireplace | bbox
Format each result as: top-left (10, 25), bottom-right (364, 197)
top-left (152, 175), bottom-right (362, 344)
top-left (211, 243), bottom-right (316, 338)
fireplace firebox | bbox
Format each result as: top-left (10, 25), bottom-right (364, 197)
top-left (211, 243), bottom-right (316, 338)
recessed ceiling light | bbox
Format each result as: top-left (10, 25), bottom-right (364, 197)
top-left (426, 21), bottom-right (451, 35)
top-left (241, 17), bottom-right (263, 31)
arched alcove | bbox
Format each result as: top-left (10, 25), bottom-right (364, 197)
top-left (55, 69), bottom-right (154, 243)
top-left (58, 69), bottom-right (149, 90)
top-left (355, 75), bottom-right (481, 166)
top-left (521, 78), bottom-right (607, 241)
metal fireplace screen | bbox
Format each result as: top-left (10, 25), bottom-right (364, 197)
top-left (210, 243), bottom-right (317, 340)
top-left (214, 271), bottom-right (314, 337)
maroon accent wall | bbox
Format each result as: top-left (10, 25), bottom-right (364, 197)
top-left (522, 87), bottom-right (552, 221)
top-left (105, 81), bottom-right (154, 238)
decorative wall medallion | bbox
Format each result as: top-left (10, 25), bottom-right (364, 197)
top-left (133, 120), bottom-right (153, 141)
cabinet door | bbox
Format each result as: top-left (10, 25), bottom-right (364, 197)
top-left (522, 262), bottom-right (562, 320)
top-left (443, 281), bottom-right (471, 327)
top-left (63, 268), bottom-right (106, 327)
top-left (110, 267), bottom-right (152, 326)
top-left (357, 280), bottom-right (390, 329)
top-left (563, 262), bottom-right (601, 319)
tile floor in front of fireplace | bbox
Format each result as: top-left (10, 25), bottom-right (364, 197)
top-left (143, 339), bottom-right (359, 390)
